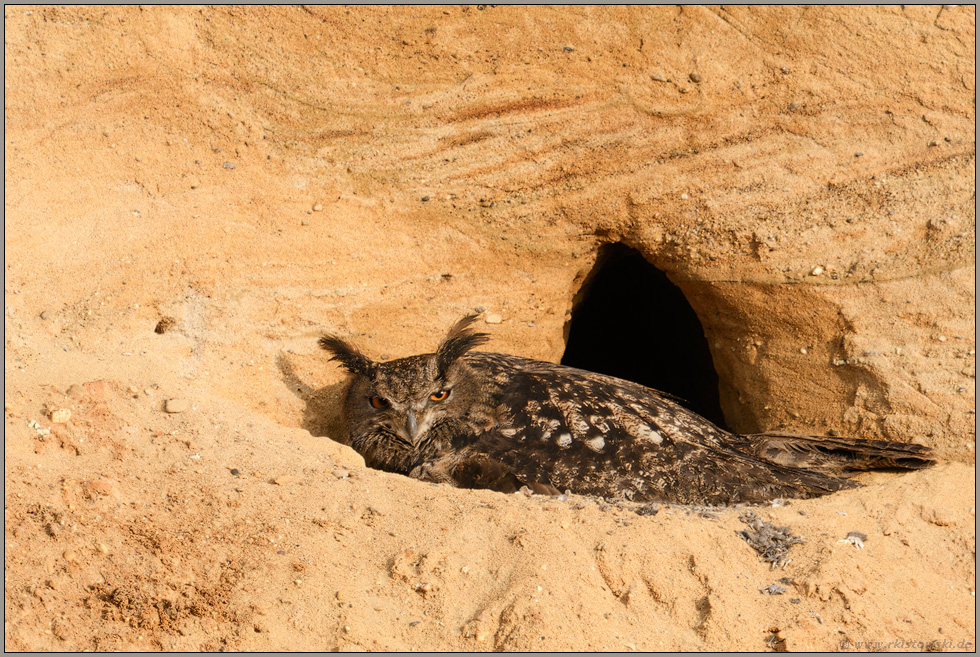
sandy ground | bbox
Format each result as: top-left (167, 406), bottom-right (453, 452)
top-left (4, 5), bottom-right (975, 651)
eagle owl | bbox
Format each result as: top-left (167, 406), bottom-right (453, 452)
top-left (319, 315), bottom-right (932, 505)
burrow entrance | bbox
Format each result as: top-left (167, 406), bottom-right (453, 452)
top-left (561, 242), bottom-right (728, 429)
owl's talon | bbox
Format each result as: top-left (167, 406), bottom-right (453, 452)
top-left (409, 461), bottom-right (453, 484)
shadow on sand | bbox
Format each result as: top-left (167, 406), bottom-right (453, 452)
top-left (276, 352), bottom-right (349, 443)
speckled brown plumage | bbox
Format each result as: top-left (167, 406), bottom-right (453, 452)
top-left (319, 316), bottom-right (933, 505)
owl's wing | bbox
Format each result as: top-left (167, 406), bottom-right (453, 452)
top-left (463, 355), bottom-right (857, 504)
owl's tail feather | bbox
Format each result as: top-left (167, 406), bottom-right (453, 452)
top-left (741, 432), bottom-right (934, 475)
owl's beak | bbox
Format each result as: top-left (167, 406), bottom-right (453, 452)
top-left (405, 413), bottom-right (420, 444)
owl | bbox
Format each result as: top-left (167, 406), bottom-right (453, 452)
top-left (319, 315), bottom-right (933, 505)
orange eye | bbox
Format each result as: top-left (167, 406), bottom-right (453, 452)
top-left (429, 389), bottom-right (450, 402)
top-left (369, 396), bottom-right (388, 409)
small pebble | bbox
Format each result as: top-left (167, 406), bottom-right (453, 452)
top-left (800, 347), bottom-right (808, 355)
top-left (230, 468), bottom-right (241, 476)
top-left (274, 475), bottom-right (297, 485)
top-left (680, 193), bottom-right (689, 200)
top-left (563, 46), bottom-right (574, 52)
top-left (421, 195), bottom-right (430, 202)
top-left (301, 220), bottom-right (309, 226)
top-left (39, 310), bottom-right (50, 320)
top-left (651, 73), bottom-right (667, 82)
top-left (222, 161), bottom-right (236, 169)
top-left (854, 152), bottom-right (864, 157)
top-left (332, 468), bottom-right (350, 479)
top-left (165, 398), bottom-right (190, 413)
top-left (811, 266), bottom-right (824, 276)
top-left (484, 314), bottom-right (503, 324)
top-left (689, 72), bottom-right (702, 83)
top-left (48, 408), bottom-right (71, 424)
top-left (788, 102), bottom-right (801, 111)
top-left (95, 542), bottom-right (108, 554)
top-left (313, 203), bottom-right (323, 212)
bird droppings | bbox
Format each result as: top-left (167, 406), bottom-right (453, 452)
top-left (839, 531), bottom-right (868, 549)
top-left (760, 583), bottom-right (787, 595)
top-left (738, 511), bottom-right (804, 569)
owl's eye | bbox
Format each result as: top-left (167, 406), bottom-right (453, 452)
top-left (429, 389), bottom-right (451, 402)
top-left (368, 396), bottom-right (389, 409)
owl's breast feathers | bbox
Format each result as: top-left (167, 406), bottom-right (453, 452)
top-left (438, 353), bottom-right (932, 505)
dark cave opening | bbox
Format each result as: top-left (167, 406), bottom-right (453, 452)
top-left (560, 242), bottom-right (729, 430)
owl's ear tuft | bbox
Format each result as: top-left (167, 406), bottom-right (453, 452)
top-left (435, 314), bottom-right (490, 374)
top-left (319, 334), bottom-right (374, 376)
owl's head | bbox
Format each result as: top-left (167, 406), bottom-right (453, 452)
top-left (318, 315), bottom-right (490, 469)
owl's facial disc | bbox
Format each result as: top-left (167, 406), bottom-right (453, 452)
top-left (388, 399), bottom-right (442, 446)
top-left (358, 352), bottom-right (471, 448)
